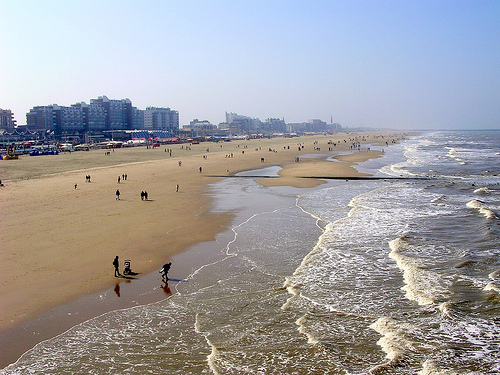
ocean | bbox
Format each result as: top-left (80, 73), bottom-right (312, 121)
top-left (2, 131), bottom-right (500, 374)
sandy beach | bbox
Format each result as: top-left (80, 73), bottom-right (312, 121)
top-left (0, 131), bottom-right (408, 366)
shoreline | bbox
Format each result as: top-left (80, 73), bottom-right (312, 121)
top-left (0, 132), bottom-right (411, 368)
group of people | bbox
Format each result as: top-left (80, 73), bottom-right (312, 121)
top-left (77, 173), bottom-right (158, 200)
top-left (113, 255), bottom-right (171, 282)
top-left (111, 172), bottom-right (151, 201)
top-left (117, 174), bottom-right (128, 183)
top-left (74, 174), bottom-right (93, 189)
top-left (115, 190), bottom-right (153, 200)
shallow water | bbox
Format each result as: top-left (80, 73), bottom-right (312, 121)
top-left (3, 131), bottom-right (500, 374)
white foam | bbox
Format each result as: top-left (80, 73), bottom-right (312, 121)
top-left (466, 200), bottom-right (498, 219)
top-left (296, 315), bottom-right (319, 345)
top-left (389, 238), bottom-right (436, 305)
top-left (419, 359), bottom-right (457, 375)
top-left (446, 147), bottom-right (458, 158)
top-left (430, 195), bottom-right (446, 203)
top-left (484, 282), bottom-right (500, 295)
top-left (206, 346), bottom-right (223, 375)
top-left (438, 302), bottom-right (454, 319)
top-left (445, 147), bottom-right (469, 165)
top-left (488, 269), bottom-right (500, 280)
top-left (281, 276), bottom-right (299, 311)
top-left (473, 187), bottom-right (491, 195)
top-left (466, 199), bottom-right (484, 209)
top-left (370, 317), bottom-right (410, 362)
top-left (194, 313), bottom-right (221, 375)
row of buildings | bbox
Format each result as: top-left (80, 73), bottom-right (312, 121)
top-left (24, 96), bottom-right (179, 136)
top-left (2, 98), bottom-right (343, 141)
top-left (186, 114), bottom-right (288, 135)
top-left (185, 113), bottom-right (342, 136)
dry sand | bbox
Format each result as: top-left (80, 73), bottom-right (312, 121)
top-left (0, 132), bottom-right (408, 334)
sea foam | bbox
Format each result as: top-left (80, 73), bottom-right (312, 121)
top-left (389, 237), bottom-right (437, 305)
top-left (474, 187), bottom-right (492, 195)
top-left (466, 200), bottom-right (498, 219)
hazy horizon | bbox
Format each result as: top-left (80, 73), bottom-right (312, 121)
top-left (1, 1), bottom-right (499, 130)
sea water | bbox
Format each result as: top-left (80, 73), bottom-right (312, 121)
top-left (2, 131), bottom-right (500, 374)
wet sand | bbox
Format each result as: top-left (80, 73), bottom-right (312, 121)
top-left (0, 132), bottom-right (408, 367)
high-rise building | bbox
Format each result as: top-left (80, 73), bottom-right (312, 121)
top-left (144, 107), bottom-right (179, 132)
top-left (55, 105), bottom-right (85, 133)
top-left (0, 109), bottom-right (16, 130)
top-left (225, 112), bottom-right (263, 133)
top-left (26, 106), bottom-right (57, 132)
top-left (90, 96), bottom-right (133, 130)
top-left (225, 112), bottom-right (252, 133)
top-left (27, 105), bottom-right (86, 134)
top-left (263, 118), bottom-right (286, 133)
top-left (72, 102), bottom-right (107, 132)
top-left (132, 107), bottom-right (145, 129)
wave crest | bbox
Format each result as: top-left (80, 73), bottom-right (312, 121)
top-left (466, 200), bottom-right (498, 219)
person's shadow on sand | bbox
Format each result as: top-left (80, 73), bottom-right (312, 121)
top-left (119, 275), bottom-right (137, 279)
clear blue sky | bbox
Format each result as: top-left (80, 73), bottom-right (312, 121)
top-left (1, 0), bottom-right (499, 129)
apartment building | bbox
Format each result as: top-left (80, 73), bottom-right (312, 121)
top-left (0, 108), bottom-right (17, 130)
top-left (90, 96), bottom-right (133, 130)
top-left (144, 107), bottom-right (179, 132)
top-left (26, 96), bottom-right (178, 137)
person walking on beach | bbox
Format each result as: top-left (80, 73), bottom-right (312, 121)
top-left (141, 191), bottom-right (145, 200)
top-left (144, 191), bottom-right (148, 200)
top-left (160, 262), bottom-right (171, 281)
top-left (176, 184), bottom-right (179, 192)
top-left (116, 189), bottom-right (120, 200)
top-left (113, 256), bottom-right (121, 277)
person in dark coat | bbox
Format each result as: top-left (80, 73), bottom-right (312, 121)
top-left (113, 256), bottom-right (121, 277)
top-left (160, 262), bottom-right (171, 281)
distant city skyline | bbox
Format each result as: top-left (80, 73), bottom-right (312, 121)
top-left (2, 94), bottom-right (346, 131)
top-left (15, 93), bottom-right (343, 137)
top-left (1, 1), bottom-right (499, 130)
